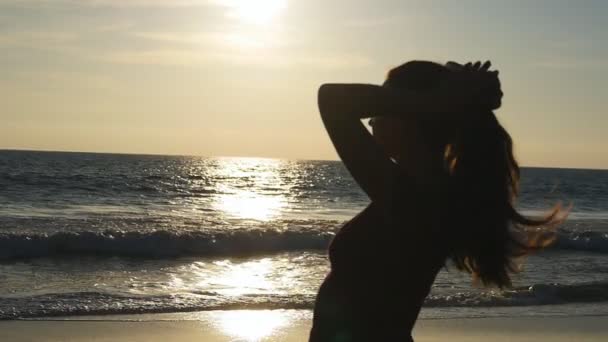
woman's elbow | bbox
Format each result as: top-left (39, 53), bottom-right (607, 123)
top-left (317, 84), bottom-right (343, 117)
top-left (317, 84), bottom-right (333, 106)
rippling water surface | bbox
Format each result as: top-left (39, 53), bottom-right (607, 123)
top-left (1, 150), bottom-right (608, 320)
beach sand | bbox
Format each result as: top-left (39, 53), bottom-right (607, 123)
top-left (1, 310), bottom-right (608, 341)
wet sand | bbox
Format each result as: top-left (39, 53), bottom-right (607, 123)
top-left (2, 310), bottom-right (608, 341)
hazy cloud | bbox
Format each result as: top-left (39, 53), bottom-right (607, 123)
top-left (6, 0), bottom-right (211, 7)
top-left (4, 0), bottom-right (275, 8)
top-left (0, 31), bottom-right (78, 46)
top-left (536, 58), bottom-right (608, 70)
top-left (133, 30), bottom-right (286, 49)
top-left (342, 14), bottom-right (419, 28)
top-left (100, 48), bottom-right (372, 69)
top-left (9, 69), bottom-right (120, 92)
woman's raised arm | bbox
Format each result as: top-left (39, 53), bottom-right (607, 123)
top-left (317, 83), bottom-right (445, 205)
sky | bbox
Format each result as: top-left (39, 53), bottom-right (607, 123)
top-left (1, 0), bottom-right (607, 169)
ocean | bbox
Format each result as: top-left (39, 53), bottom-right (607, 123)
top-left (1, 150), bottom-right (608, 320)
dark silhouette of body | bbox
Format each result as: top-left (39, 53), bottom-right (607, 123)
top-left (309, 61), bottom-right (564, 341)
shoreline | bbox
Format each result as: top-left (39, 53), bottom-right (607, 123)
top-left (2, 310), bottom-right (608, 341)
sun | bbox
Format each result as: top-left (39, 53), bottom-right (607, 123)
top-left (224, 0), bottom-right (288, 25)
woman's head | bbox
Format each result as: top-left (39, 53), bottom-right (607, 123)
top-left (380, 60), bottom-right (565, 288)
top-left (371, 61), bottom-right (452, 161)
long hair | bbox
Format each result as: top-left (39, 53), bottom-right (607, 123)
top-left (386, 61), bottom-right (566, 288)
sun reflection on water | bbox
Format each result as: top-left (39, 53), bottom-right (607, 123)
top-left (208, 258), bottom-right (275, 296)
top-left (217, 190), bottom-right (286, 221)
top-left (212, 157), bottom-right (289, 221)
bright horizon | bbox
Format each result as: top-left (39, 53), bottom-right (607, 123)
top-left (1, 0), bottom-right (607, 169)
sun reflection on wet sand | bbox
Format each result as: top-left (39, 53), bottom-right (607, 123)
top-left (211, 310), bottom-right (290, 341)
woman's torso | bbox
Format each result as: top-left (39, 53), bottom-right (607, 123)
top-left (312, 111), bottom-right (450, 340)
top-left (320, 200), bottom-right (446, 334)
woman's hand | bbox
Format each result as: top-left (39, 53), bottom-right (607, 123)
top-left (444, 60), bottom-right (503, 110)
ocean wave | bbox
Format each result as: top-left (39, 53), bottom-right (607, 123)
top-left (2, 281), bottom-right (608, 319)
top-left (0, 291), bottom-right (314, 320)
top-left (427, 281), bottom-right (608, 307)
top-left (1, 226), bottom-right (608, 260)
top-left (0, 226), bottom-right (336, 260)
top-left (554, 229), bottom-right (608, 253)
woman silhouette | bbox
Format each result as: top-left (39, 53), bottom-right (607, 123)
top-left (309, 60), bottom-right (564, 341)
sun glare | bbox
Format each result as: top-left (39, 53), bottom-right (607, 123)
top-left (211, 157), bottom-right (288, 221)
top-left (216, 191), bottom-right (286, 221)
top-left (212, 310), bottom-right (289, 341)
top-left (224, 0), bottom-right (287, 25)
top-left (208, 258), bottom-right (275, 296)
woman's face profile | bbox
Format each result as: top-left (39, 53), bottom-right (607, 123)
top-left (371, 116), bottom-right (405, 160)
